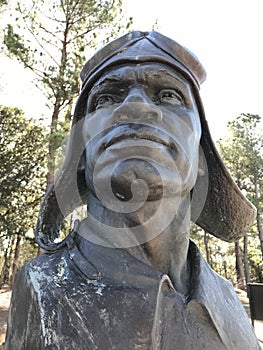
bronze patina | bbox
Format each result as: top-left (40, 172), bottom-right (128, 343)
top-left (4, 31), bottom-right (260, 350)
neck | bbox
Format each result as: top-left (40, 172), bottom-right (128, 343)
top-left (81, 192), bottom-right (191, 295)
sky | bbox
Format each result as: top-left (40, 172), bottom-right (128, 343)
top-left (1, 0), bottom-right (263, 140)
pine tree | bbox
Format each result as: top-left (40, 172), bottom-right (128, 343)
top-left (0, 105), bottom-right (47, 286)
top-left (3, 0), bottom-right (132, 186)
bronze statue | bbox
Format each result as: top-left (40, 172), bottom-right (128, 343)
top-left (4, 31), bottom-right (261, 349)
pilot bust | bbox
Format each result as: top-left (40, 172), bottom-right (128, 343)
top-left (4, 31), bottom-right (260, 350)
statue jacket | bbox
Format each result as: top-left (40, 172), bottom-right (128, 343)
top-left (4, 237), bottom-right (260, 350)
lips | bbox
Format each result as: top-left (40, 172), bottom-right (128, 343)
top-left (102, 124), bottom-right (177, 155)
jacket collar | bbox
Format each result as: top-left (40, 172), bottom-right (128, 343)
top-left (66, 235), bottom-right (258, 348)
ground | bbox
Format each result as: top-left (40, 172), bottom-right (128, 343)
top-left (0, 286), bottom-right (262, 349)
top-left (0, 286), bottom-right (11, 349)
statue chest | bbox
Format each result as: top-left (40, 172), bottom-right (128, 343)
top-left (37, 275), bottom-right (226, 350)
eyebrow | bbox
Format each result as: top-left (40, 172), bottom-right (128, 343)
top-left (92, 75), bottom-right (133, 89)
top-left (141, 68), bottom-right (187, 84)
top-left (91, 67), bottom-right (189, 91)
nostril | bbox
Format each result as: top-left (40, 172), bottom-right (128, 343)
top-left (146, 112), bottom-right (158, 120)
top-left (117, 113), bottom-right (129, 121)
top-left (146, 110), bottom-right (162, 123)
top-left (116, 112), bottom-right (160, 122)
top-left (114, 103), bottom-right (162, 123)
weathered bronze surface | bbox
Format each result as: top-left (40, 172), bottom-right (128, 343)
top-left (4, 31), bottom-right (260, 350)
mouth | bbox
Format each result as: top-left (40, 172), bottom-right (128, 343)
top-left (103, 124), bottom-right (177, 154)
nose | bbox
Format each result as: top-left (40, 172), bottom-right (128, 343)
top-left (113, 88), bottom-right (162, 123)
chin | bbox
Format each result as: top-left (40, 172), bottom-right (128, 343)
top-left (86, 154), bottom-right (195, 204)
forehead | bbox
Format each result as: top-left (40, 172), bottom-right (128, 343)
top-left (92, 63), bottom-right (193, 89)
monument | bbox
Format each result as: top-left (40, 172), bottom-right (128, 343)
top-left (4, 31), bottom-right (261, 349)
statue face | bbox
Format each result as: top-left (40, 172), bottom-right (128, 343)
top-left (82, 63), bottom-right (201, 202)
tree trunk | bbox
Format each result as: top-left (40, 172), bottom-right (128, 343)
top-left (0, 235), bottom-right (15, 287)
top-left (10, 235), bottom-right (22, 288)
top-left (0, 238), bottom-right (11, 288)
top-left (235, 241), bottom-right (245, 290)
top-left (222, 260), bottom-right (228, 280)
top-left (243, 234), bottom-right (250, 289)
top-left (254, 180), bottom-right (263, 258)
top-left (204, 231), bottom-right (212, 267)
top-left (256, 211), bottom-right (263, 258)
top-left (46, 105), bottom-right (60, 189)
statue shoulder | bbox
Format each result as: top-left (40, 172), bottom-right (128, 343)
top-left (18, 249), bottom-right (66, 285)
top-left (4, 251), bottom-right (67, 350)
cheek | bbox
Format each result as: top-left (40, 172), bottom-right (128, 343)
top-left (162, 108), bottom-right (201, 143)
top-left (82, 108), bottom-right (116, 142)
top-left (185, 112), bottom-right (201, 148)
top-left (189, 112), bottom-right (202, 141)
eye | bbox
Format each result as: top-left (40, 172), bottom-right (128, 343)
top-left (158, 89), bottom-right (184, 106)
top-left (95, 95), bottom-right (116, 109)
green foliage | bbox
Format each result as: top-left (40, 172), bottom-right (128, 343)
top-left (217, 113), bottom-right (263, 222)
top-left (3, 0), bottom-right (132, 113)
top-left (4, 24), bottom-right (34, 69)
top-left (0, 0), bottom-right (7, 10)
top-left (48, 119), bottom-right (71, 152)
top-left (217, 113), bottom-right (263, 198)
top-left (191, 113), bottom-right (263, 285)
top-left (0, 105), bottom-right (47, 246)
top-left (190, 224), bottom-right (237, 283)
top-left (3, 0), bottom-right (132, 185)
top-left (217, 113), bottom-right (263, 282)
top-left (247, 233), bottom-right (263, 282)
top-left (47, 118), bottom-right (71, 173)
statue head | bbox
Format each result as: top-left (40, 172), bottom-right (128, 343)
top-left (35, 31), bottom-right (256, 250)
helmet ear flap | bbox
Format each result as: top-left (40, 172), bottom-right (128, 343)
top-left (34, 30), bottom-right (256, 250)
